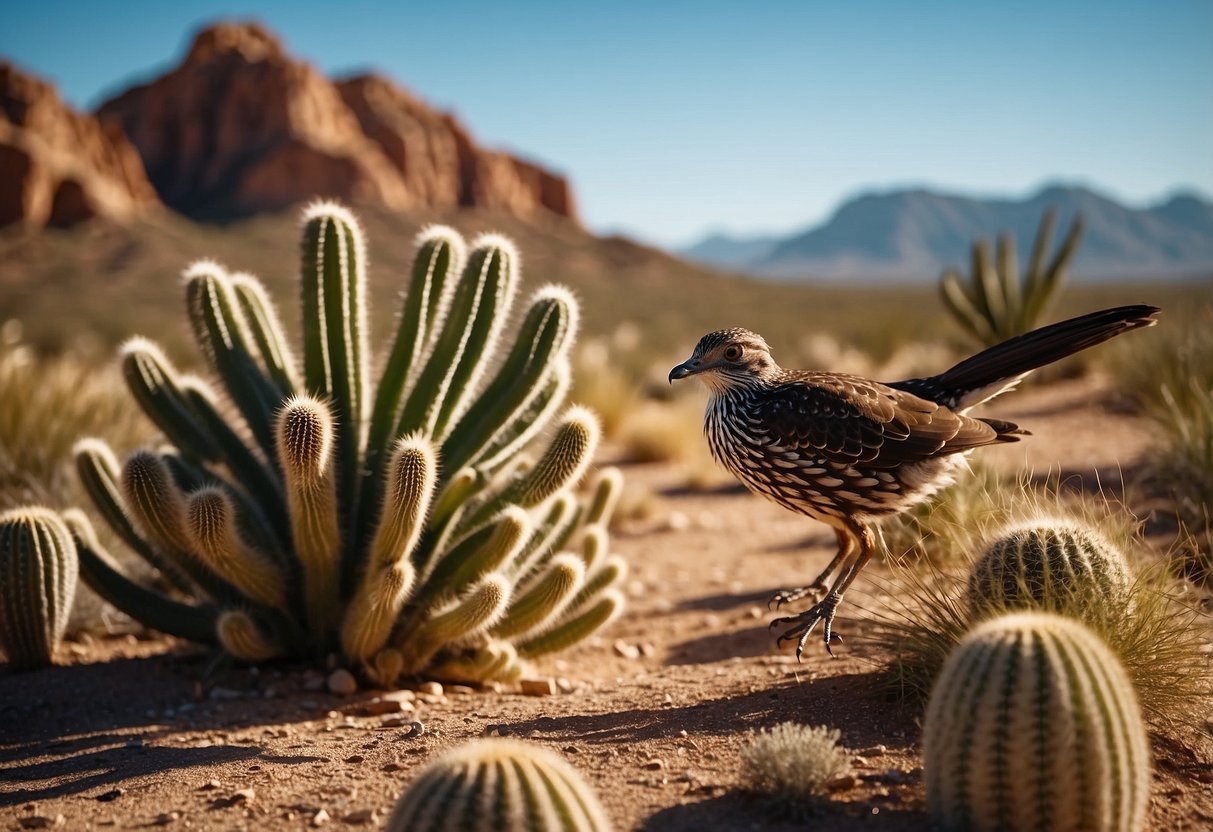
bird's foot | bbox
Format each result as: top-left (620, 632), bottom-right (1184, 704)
top-left (767, 580), bottom-right (829, 610)
top-left (769, 594), bottom-right (843, 661)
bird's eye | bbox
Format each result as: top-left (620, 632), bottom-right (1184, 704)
top-left (723, 345), bottom-right (743, 361)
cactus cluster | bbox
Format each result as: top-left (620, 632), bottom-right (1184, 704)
top-left (68, 202), bottom-right (626, 684)
top-left (386, 738), bottom-right (611, 832)
top-left (940, 209), bottom-right (1084, 346)
top-left (0, 507), bottom-right (78, 668)
top-left (924, 612), bottom-right (1150, 832)
top-left (967, 520), bottom-right (1132, 614)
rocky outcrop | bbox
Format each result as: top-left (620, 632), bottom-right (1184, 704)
top-left (99, 22), bottom-right (577, 223)
top-left (0, 62), bottom-right (160, 228)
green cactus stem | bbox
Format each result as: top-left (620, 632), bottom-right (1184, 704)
top-left (385, 738), bottom-right (612, 832)
top-left (492, 553), bottom-right (585, 639)
top-left (401, 573), bottom-right (512, 673)
top-left (924, 611), bottom-right (1150, 832)
top-left (185, 487), bottom-right (286, 609)
top-left (515, 590), bottom-right (624, 660)
top-left (0, 507), bottom-right (78, 669)
top-left (216, 609), bottom-right (283, 662)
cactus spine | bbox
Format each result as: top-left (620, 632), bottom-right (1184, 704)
top-left (0, 507), bottom-right (78, 669)
top-left (924, 612), bottom-right (1150, 832)
top-left (386, 739), bottom-right (611, 832)
top-left (940, 209), bottom-right (1084, 346)
top-left (70, 202), bottom-right (626, 685)
top-left (968, 521), bottom-right (1131, 614)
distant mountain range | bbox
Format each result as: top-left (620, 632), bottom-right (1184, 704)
top-left (680, 184), bottom-right (1213, 281)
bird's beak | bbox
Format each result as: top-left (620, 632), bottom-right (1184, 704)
top-left (668, 358), bottom-right (700, 383)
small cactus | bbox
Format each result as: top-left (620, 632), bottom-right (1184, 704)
top-left (0, 507), bottom-right (78, 669)
top-left (924, 612), bottom-right (1150, 832)
top-left (386, 738), bottom-right (611, 832)
top-left (69, 202), bottom-right (625, 683)
top-left (968, 520), bottom-right (1131, 613)
top-left (940, 209), bottom-right (1083, 346)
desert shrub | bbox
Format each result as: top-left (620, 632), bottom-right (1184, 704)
top-left (739, 722), bottom-right (850, 814)
top-left (58, 202), bottom-right (627, 686)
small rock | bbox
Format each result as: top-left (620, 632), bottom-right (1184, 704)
top-left (345, 754), bottom-right (365, 764)
top-left (198, 779), bottom-right (221, 791)
top-left (18, 817), bottom-right (65, 830)
top-left (638, 642), bottom-right (656, 658)
top-left (520, 678), bottom-right (556, 697)
top-left (311, 808), bottom-right (331, 826)
top-left (382, 762), bottom-right (404, 772)
top-left (859, 744), bottom-right (888, 756)
top-left (612, 640), bottom-right (640, 660)
top-left (95, 788), bottom-right (124, 802)
top-left (342, 807), bottom-right (377, 825)
top-left (404, 721), bottom-right (425, 738)
top-left (642, 758), bottom-right (665, 770)
top-left (665, 511), bottom-right (690, 531)
top-left (828, 773), bottom-right (858, 791)
top-left (327, 669), bottom-right (358, 696)
top-left (218, 788), bottom-right (255, 808)
top-left (448, 685), bottom-right (476, 696)
top-left (417, 681), bottom-right (443, 697)
top-left (851, 755), bottom-right (870, 767)
top-left (564, 745), bottom-right (580, 754)
top-left (359, 698), bottom-right (405, 716)
top-left (382, 689), bottom-right (416, 703)
top-left (555, 677), bottom-right (574, 694)
top-left (152, 812), bottom-right (180, 826)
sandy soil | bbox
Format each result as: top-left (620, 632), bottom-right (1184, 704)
top-left (2, 378), bottom-right (1210, 831)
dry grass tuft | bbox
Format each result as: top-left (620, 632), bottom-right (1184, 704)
top-left (739, 722), bottom-right (851, 814)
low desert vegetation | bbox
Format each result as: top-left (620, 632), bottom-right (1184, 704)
top-left (738, 722), bottom-right (852, 816)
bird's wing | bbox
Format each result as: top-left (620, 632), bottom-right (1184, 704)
top-left (753, 372), bottom-right (1004, 468)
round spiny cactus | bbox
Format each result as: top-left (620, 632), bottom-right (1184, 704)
top-left (968, 520), bottom-right (1131, 614)
top-left (386, 739), bottom-right (611, 832)
top-left (924, 612), bottom-right (1150, 832)
top-left (69, 202), bottom-right (626, 684)
top-left (0, 507), bottom-right (78, 669)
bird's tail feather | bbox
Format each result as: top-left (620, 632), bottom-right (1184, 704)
top-left (892, 304), bottom-right (1159, 410)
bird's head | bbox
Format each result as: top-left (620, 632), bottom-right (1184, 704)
top-left (669, 328), bottom-right (779, 393)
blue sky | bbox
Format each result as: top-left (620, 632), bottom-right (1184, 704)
top-left (4, 1), bottom-right (1211, 246)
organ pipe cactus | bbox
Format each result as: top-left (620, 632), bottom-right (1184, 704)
top-left (924, 612), bottom-right (1150, 832)
top-left (940, 209), bottom-right (1084, 346)
top-left (967, 520), bottom-right (1132, 614)
top-left (70, 202), bottom-right (625, 685)
top-left (0, 507), bottom-right (78, 669)
top-left (386, 738), bottom-right (612, 832)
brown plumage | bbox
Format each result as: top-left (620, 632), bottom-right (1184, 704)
top-left (669, 304), bottom-right (1160, 658)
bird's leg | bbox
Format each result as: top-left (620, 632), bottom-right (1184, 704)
top-left (770, 520), bottom-right (876, 660)
top-left (768, 527), bottom-right (854, 610)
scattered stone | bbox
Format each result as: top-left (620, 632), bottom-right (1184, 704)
top-left (95, 788), bottom-right (124, 802)
top-left (448, 685), bottom-right (476, 696)
top-left (152, 811), bottom-right (180, 826)
top-left (829, 773), bottom-right (860, 791)
top-left (359, 698), bottom-right (405, 716)
top-left (215, 788), bottom-right (255, 808)
top-left (404, 721), bottom-right (426, 739)
top-left (859, 744), bottom-right (888, 756)
top-left (198, 779), bottom-right (221, 791)
top-left (555, 677), bottom-right (574, 694)
top-left (327, 669), bottom-right (358, 696)
top-left (851, 755), bottom-right (870, 768)
top-left (564, 745), bottom-right (580, 754)
top-left (612, 640), bottom-right (640, 660)
top-left (382, 689), bottom-right (416, 703)
top-left (342, 808), bottom-right (377, 825)
top-left (417, 681), bottom-right (443, 697)
top-left (642, 758), bottom-right (665, 770)
top-left (345, 754), bottom-right (365, 764)
top-left (520, 678), bottom-right (556, 697)
top-left (665, 511), bottom-right (690, 531)
top-left (382, 761), bottom-right (404, 772)
top-left (311, 808), bottom-right (331, 826)
top-left (638, 642), bottom-right (656, 658)
top-left (18, 817), bottom-right (65, 830)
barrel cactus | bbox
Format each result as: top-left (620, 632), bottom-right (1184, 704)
top-left (968, 520), bottom-right (1131, 614)
top-left (68, 202), bottom-right (626, 685)
top-left (0, 506), bottom-right (78, 669)
top-left (924, 612), bottom-right (1150, 832)
top-left (386, 738), bottom-right (611, 832)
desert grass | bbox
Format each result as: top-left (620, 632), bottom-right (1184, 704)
top-left (862, 494), bottom-right (1211, 736)
top-left (739, 722), bottom-right (851, 816)
top-left (1109, 309), bottom-right (1213, 581)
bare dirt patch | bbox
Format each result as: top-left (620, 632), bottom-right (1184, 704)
top-left (2, 378), bottom-right (1210, 830)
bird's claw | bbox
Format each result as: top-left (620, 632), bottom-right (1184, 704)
top-left (767, 581), bottom-right (828, 611)
top-left (768, 596), bottom-right (842, 661)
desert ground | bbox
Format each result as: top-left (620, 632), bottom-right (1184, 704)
top-left (2, 374), bottom-right (1211, 831)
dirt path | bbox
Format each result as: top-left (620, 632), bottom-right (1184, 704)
top-left (2, 379), bottom-right (1210, 831)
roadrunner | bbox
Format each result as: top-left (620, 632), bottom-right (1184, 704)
top-left (669, 304), bottom-right (1159, 658)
